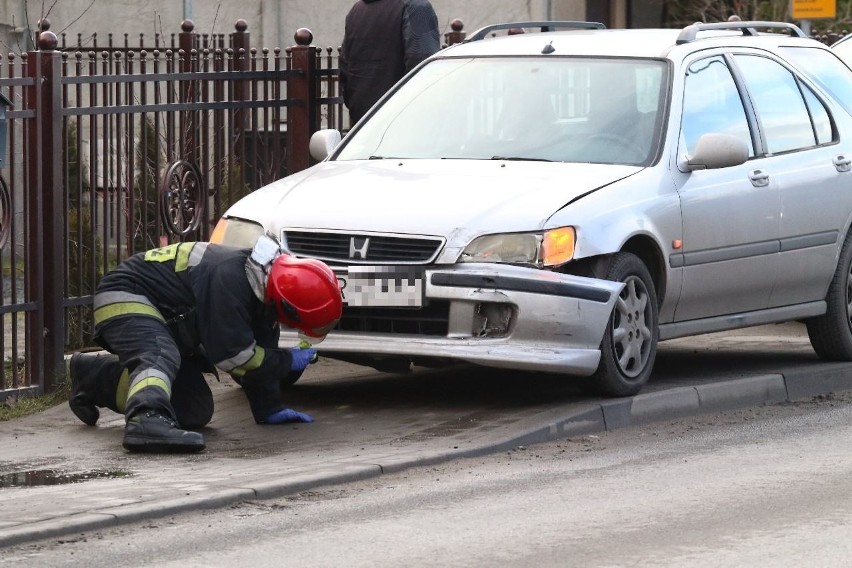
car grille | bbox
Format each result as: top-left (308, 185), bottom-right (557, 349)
top-left (337, 301), bottom-right (450, 336)
top-left (283, 231), bottom-right (443, 264)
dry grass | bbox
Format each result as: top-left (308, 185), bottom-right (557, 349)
top-left (0, 379), bottom-right (70, 422)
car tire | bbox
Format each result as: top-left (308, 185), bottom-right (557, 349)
top-left (806, 230), bottom-right (852, 360)
top-left (591, 252), bottom-right (658, 397)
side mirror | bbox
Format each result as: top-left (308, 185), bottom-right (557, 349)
top-left (309, 129), bottom-right (342, 162)
top-left (684, 133), bottom-right (749, 171)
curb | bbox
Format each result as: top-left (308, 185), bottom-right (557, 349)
top-left (3, 368), bottom-right (851, 548)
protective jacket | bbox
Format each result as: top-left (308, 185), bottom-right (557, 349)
top-left (93, 242), bottom-right (293, 421)
top-left (340, 0), bottom-right (440, 124)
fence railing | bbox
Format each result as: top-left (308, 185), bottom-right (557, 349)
top-left (0, 18), bottom-right (348, 399)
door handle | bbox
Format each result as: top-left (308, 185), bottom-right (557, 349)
top-left (834, 155), bottom-right (851, 172)
top-left (749, 169), bottom-right (769, 187)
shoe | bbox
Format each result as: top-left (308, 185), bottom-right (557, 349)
top-left (123, 410), bottom-right (206, 454)
top-left (67, 353), bottom-right (99, 426)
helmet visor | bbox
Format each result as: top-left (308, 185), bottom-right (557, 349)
top-left (305, 319), bottom-right (339, 338)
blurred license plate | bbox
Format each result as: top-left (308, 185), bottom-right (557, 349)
top-left (337, 266), bottom-right (424, 307)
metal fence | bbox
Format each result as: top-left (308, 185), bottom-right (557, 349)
top-left (0, 18), bottom-right (347, 399)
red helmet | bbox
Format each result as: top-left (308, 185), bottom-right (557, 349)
top-left (266, 255), bottom-right (343, 338)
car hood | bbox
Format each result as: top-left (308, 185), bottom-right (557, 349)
top-left (225, 159), bottom-right (641, 238)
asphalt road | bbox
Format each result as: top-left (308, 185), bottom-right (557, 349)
top-left (5, 363), bottom-right (852, 567)
top-left (0, 320), bottom-right (848, 550)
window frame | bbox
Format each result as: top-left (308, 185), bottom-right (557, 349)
top-left (677, 48), bottom-right (839, 166)
top-left (729, 52), bottom-right (838, 156)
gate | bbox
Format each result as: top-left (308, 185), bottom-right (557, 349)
top-left (0, 18), bottom-right (346, 398)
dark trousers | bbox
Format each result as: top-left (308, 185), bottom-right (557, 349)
top-left (92, 315), bottom-right (214, 428)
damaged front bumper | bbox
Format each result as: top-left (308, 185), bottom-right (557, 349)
top-left (280, 263), bottom-right (624, 377)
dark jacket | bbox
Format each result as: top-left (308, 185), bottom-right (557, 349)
top-left (339, 0), bottom-right (440, 124)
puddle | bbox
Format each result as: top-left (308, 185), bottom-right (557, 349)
top-left (0, 468), bottom-right (133, 488)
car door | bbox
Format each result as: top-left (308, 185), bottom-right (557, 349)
top-left (671, 53), bottom-right (780, 321)
top-left (732, 53), bottom-right (852, 307)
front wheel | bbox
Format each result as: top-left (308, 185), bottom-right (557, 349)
top-left (807, 230), bottom-right (852, 360)
top-left (591, 252), bottom-right (659, 397)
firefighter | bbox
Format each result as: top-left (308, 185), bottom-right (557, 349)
top-left (66, 236), bottom-right (343, 454)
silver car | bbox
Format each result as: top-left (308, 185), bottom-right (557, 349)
top-left (212, 21), bottom-right (852, 396)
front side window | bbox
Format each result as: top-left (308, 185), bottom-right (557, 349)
top-left (680, 55), bottom-right (754, 158)
top-left (335, 57), bottom-right (668, 166)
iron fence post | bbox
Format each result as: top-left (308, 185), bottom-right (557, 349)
top-left (25, 31), bottom-right (64, 393)
top-left (287, 28), bottom-right (316, 175)
top-left (231, 20), bottom-right (250, 168)
top-left (444, 19), bottom-right (466, 46)
top-left (179, 20), bottom-right (199, 167)
top-left (0, 92), bottom-right (9, 168)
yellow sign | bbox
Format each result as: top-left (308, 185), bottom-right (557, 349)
top-left (791, 0), bottom-right (836, 19)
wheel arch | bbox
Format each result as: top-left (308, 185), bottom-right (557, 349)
top-left (621, 234), bottom-right (666, 307)
top-left (563, 235), bottom-right (666, 305)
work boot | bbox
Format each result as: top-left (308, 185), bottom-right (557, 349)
top-left (122, 410), bottom-right (205, 454)
top-left (67, 353), bottom-right (100, 426)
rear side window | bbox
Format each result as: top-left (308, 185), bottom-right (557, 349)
top-left (802, 85), bottom-right (833, 145)
top-left (734, 54), bottom-right (834, 154)
top-left (782, 46), bottom-right (852, 116)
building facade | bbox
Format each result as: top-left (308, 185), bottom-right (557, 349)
top-left (0, 1), bottom-right (671, 55)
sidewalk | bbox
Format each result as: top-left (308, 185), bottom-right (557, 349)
top-left (2, 351), bottom-right (852, 548)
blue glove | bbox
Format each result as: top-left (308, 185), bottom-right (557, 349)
top-left (289, 347), bottom-right (317, 373)
top-left (262, 408), bottom-right (315, 424)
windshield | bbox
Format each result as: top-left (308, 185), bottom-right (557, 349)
top-left (335, 57), bottom-right (668, 166)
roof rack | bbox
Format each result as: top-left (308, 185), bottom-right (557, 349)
top-left (676, 21), bottom-right (806, 44)
top-left (464, 21), bottom-right (606, 43)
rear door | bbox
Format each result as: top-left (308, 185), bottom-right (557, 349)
top-left (746, 49), bottom-right (852, 306)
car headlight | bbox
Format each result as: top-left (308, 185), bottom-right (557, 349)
top-left (209, 217), bottom-right (265, 248)
top-left (460, 227), bottom-right (575, 267)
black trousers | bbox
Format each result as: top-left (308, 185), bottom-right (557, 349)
top-left (92, 315), bottom-right (214, 429)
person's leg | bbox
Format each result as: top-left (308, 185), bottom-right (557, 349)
top-left (97, 316), bottom-right (204, 453)
top-left (67, 351), bottom-right (127, 425)
top-left (170, 354), bottom-right (214, 429)
top-left (69, 351), bottom-right (215, 429)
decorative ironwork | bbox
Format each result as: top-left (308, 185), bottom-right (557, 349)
top-left (159, 160), bottom-right (203, 237)
top-left (0, 175), bottom-right (10, 249)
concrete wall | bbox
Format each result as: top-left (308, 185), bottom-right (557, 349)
top-left (0, 0), bottom-right (592, 53)
top-left (0, 0), bottom-right (33, 53)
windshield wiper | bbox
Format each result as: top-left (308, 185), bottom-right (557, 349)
top-left (491, 156), bottom-right (554, 162)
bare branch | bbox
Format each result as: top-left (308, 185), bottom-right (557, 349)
top-left (208, 4), bottom-right (221, 48)
top-left (43, 0), bottom-right (60, 21)
top-left (57, 0), bottom-right (98, 36)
